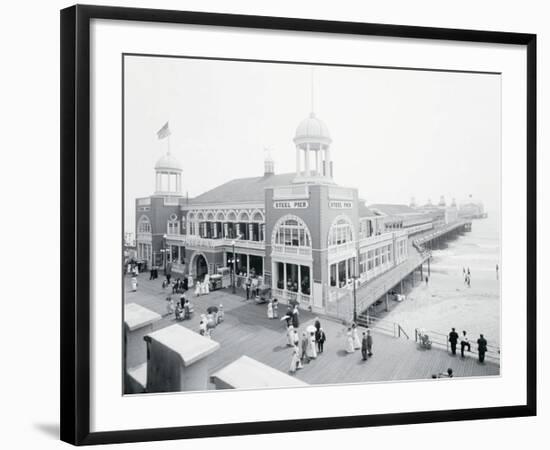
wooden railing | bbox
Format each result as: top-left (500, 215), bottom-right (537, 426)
top-left (357, 314), bottom-right (409, 339)
top-left (414, 328), bottom-right (500, 362)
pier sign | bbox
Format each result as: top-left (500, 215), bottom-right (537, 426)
top-left (273, 200), bottom-right (309, 209)
top-left (329, 200), bottom-right (353, 209)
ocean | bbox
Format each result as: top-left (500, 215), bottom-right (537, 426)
top-left (384, 214), bottom-right (501, 344)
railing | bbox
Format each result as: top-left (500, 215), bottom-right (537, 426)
top-left (271, 244), bottom-right (312, 258)
top-left (328, 241), bottom-right (357, 256)
top-left (415, 220), bottom-right (468, 245)
top-left (137, 198), bottom-right (151, 205)
top-left (405, 222), bottom-right (433, 236)
top-left (271, 288), bottom-right (311, 310)
top-left (167, 235), bottom-right (265, 251)
top-left (359, 232), bottom-right (394, 248)
top-left (357, 314), bottom-right (409, 339)
top-left (414, 328), bottom-right (500, 362)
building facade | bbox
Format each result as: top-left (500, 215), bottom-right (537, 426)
top-left (134, 111), bottom-right (442, 314)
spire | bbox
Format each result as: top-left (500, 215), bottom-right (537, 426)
top-left (310, 67), bottom-right (315, 114)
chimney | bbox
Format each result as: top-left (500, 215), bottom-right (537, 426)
top-left (264, 148), bottom-right (274, 176)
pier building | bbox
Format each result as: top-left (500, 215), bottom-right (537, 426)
top-left (134, 111), bottom-right (470, 317)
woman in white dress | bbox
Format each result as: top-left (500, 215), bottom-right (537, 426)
top-left (346, 327), bottom-right (355, 353)
top-left (290, 345), bottom-right (302, 373)
top-left (286, 325), bottom-right (295, 347)
top-left (194, 280), bottom-right (201, 297)
top-left (352, 323), bottom-right (361, 350)
top-left (131, 276), bottom-right (137, 292)
top-left (308, 331), bottom-right (317, 359)
top-left (267, 301), bottom-right (274, 319)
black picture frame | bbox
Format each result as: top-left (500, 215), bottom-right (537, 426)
top-left (60, 4), bottom-right (537, 446)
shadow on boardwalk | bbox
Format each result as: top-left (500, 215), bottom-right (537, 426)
top-left (125, 272), bottom-right (499, 391)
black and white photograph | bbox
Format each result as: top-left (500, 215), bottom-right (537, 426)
top-left (123, 55), bottom-right (502, 394)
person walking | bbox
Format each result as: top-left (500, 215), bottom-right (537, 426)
top-left (131, 276), bottom-right (138, 292)
top-left (366, 329), bottom-right (373, 357)
top-left (307, 330), bottom-right (317, 360)
top-left (460, 330), bottom-right (471, 357)
top-left (267, 301), bottom-right (274, 319)
top-left (448, 327), bottom-right (459, 355)
top-left (292, 327), bottom-right (300, 348)
top-left (477, 334), bottom-right (488, 363)
top-left (314, 317), bottom-right (321, 334)
top-left (352, 323), bottom-right (361, 350)
top-left (245, 277), bottom-right (251, 300)
top-left (292, 305), bottom-right (300, 328)
top-left (346, 327), bottom-right (355, 354)
top-left (301, 332), bottom-right (310, 364)
top-left (316, 327), bottom-right (326, 353)
top-left (272, 299), bottom-right (279, 319)
top-left (361, 332), bottom-right (368, 361)
top-left (496, 264), bottom-right (499, 280)
top-left (286, 325), bottom-right (295, 347)
top-left (425, 275), bottom-right (429, 285)
top-left (289, 344), bottom-right (302, 373)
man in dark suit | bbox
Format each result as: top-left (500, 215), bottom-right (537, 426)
top-left (448, 328), bottom-right (459, 355)
top-left (361, 332), bottom-right (368, 361)
top-left (477, 334), bottom-right (488, 363)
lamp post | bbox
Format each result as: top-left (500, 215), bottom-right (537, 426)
top-left (163, 233), bottom-right (167, 276)
top-left (351, 262), bottom-right (359, 322)
top-left (230, 234), bottom-right (242, 294)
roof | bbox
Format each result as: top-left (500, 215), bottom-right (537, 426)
top-left (358, 201), bottom-right (378, 218)
top-left (155, 152), bottom-right (183, 171)
top-left (190, 173), bottom-right (297, 205)
top-left (369, 204), bottom-right (418, 216)
top-left (146, 325), bottom-right (220, 366)
top-left (294, 112), bottom-right (331, 144)
top-left (124, 303), bottom-right (162, 331)
top-left (210, 355), bottom-right (308, 389)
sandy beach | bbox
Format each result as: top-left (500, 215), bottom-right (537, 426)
top-left (384, 216), bottom-right (501, 345)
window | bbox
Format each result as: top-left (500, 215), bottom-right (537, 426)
top-left (359, 251), bottom-right (367, 274)
top-left (137, 216), bottom-right (151, 233)
top-left (273, 216), bottom-right (311, 248)
top-left (328, 216), bottom-right (354, 246)
top-left (167, 214), bottom-right (179, 235)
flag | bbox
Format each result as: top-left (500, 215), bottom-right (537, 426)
top-left (157, 121), bottom-right (171, 140)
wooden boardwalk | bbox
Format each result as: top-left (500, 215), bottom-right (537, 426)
top-left (125, 273), bottom-right (499, 391)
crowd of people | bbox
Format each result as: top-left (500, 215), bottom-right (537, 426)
top-left (284, 308), bottom-right (327, 373)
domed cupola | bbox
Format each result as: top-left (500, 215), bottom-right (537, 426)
top-left (293, 111), bottom-right (334, 183)
top-left (294, 112), bottom-right (332, 147)
top-left (155, 151), bottom-right (183, 195)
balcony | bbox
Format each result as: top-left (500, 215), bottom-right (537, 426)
top-left (271, 244), bottom-right (312, 262)
top-left (165, 234), bottom-right (265, 251)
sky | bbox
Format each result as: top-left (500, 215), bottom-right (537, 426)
top-left (124, 55), bottom-right (501, 234)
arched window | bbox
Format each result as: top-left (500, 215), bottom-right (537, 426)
top-left (226, 211), bottom-right (237, 222)
top-left (215, 211), bottom-right (225, 221)
top-left (167, 213), bottom-right (179, 235)
top-left (272, 215), bottom-right (311, 248)
top-left (328, 216), bottom-right (354, 247)
top-left (137, 215), bottom-right (151, 234)
top-left (238, 211), bottom-right (250, 222)
top-left (252, 210), bottom-right (265, 222)
top-left (206, 212), bottom-right (215, 221)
